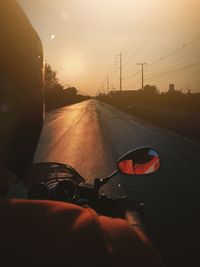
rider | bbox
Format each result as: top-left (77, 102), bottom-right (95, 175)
top-left (0, 1), bottom-right (162, 266)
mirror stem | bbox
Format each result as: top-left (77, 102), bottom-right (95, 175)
top-left (94, 170), bottom-right (119, 193)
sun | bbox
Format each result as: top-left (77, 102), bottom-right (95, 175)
top-left (62, 56), bottom-right (84, 77)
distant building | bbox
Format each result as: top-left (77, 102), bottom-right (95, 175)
top-left (63, 87), bottom-right (77, 95)
top-left (169, 84), bottom-right (175, 92)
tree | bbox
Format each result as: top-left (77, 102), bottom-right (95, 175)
top-left (44, 63), bottom-right (89, 111)
top-left (44, 63), bottom-right (65, 110)
top-left (143, 84), bottom-right (159, 95)
top-left (44, 63), bottom-right (63, 92)
top-left (64, 87), bottom-right (77, 96)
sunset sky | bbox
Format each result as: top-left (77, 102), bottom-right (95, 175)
top-left (18, 0), bottom-right (200, 95)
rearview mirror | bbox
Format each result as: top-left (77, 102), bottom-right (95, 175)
top-left (117, 147), bottom-right (160, 176)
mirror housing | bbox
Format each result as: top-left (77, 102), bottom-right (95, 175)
top-left (117, 147), bottom-right (160, 176)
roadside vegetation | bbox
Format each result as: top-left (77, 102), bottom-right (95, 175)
top-left (44, 63), bottom-right (90, 111)
top-left (97, 85), bottom-right (200, 143)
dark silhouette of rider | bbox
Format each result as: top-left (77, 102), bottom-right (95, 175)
top-left (0, 1), bottom-right (162, 266)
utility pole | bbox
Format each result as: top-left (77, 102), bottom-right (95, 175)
top-left (120, 53), bottom-right (123, 91)
top-left (116, 53), bottom-right (123, 91)
top-left (137, 62), bottom-right (147, 90)
top-left (106, 74), bottom-right (110, 94)
top-left (102, 82), bottom-right (105, 94)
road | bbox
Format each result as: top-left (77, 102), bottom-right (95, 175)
top-left (35, 99), bottom-right (200, 267)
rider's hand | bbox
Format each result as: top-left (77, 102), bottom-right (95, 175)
top-left (112, 195), bottom-right (140, 218)
top-left (95, 195), bottom-right (143, 219)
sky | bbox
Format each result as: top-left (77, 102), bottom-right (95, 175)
top-left (18, 0), bottom-right (200, 95)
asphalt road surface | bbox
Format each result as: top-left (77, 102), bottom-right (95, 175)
top-left (34, 99), bottom-right (200, 267)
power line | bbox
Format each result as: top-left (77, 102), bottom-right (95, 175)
top-left (124, 37), bottom-right (200, 80)
top-left (123, 41), bottom-right (147, 68)
top-left (146, 48), bottom-right (200, 76)
top-left (102, 37), bottom-right (200, 93)
top-left (146, 60), bottom-right (200, 82)
top-left (146, 37), bottom-right (200, 69)
top-left (145, 64), bottom-right (200, 88)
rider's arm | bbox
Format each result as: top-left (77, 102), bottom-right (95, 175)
top-left (98, 211), bottom-right (163, 267)
top-left (0, 199), bottom-right (162, 266)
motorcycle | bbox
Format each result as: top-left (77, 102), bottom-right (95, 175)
top-left (27, 146), bottom-right (160, 219)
